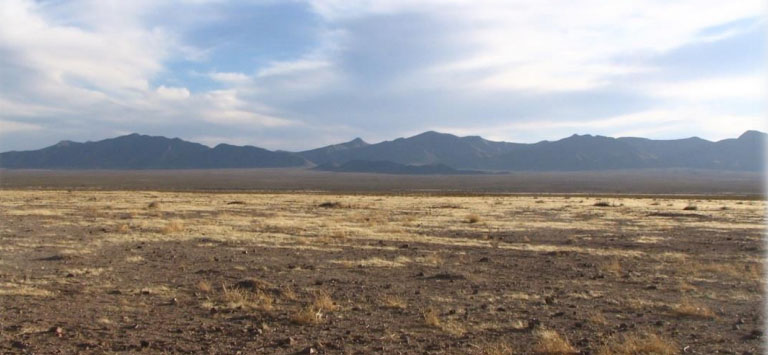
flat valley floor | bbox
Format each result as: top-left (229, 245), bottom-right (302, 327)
top-left (0, 190), bottom-right (764, 354)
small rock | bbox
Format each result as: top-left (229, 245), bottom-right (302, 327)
top-left (297, 347), bottom-right (317, 354)
top-left (11, 340), bottom-right (28, 349)
top-left (49, 326), bottom-right (64, 337)
top-left (279, 337), bottom-right (296, 347)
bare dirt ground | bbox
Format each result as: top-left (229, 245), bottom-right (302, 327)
top-left (0, 190), bottom-right (764, 354)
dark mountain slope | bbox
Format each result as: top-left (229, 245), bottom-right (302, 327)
top-left (0, 134), bottom-right (307, 169)
top-left (297, 138), bottom-right (370, 166)
top-left (300, 131), bottom-right (521, 169)
top-left (1, 130), bottom-right (764, 171)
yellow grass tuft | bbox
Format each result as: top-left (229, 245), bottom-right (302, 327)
top-left (669, 298), bottom-right (715, 319)
top-left (379, 294), bottom-right (407, 309)
top-left (292, 305), bottom-right (323, 324)
top-left (220, 285), bottom-right (273, 311)
top-left (423, 307), bottom-right (441, 327)
top-left (533, 329), bottom-right (578, 354)
top-left (161, 220), bottom-right (184, 234)
top-left (313, 289), bottom-right (338, 311)
top-left (600, 258), bottom-right (622, 276)
top-left (597, 332), bottom-right (678, 355)
top-left (478, 341), bottom-right (515, 355)
top-left (197, 280), bottom-right (212, 293)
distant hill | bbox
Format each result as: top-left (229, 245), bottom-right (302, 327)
top-left (0, 133), bottom-right (308, 169)
top-left (313, 160), bottom-right (480, 175)
top-left (301, 130), bottom-right (766, 172)
top-left (0, 130), bottom-right (764, 172)
top-left (298, 138), bottom-right (370, 166)
top-left (300, 131), bottom-right (521, 168)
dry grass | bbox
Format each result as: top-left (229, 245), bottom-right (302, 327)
top-left (669, 298), bottom-right (715, 319)
top-left (600, 258), bottom-right (622, 276)
top-left (292, 305), bottom-right (323, 325)
top-left (219, 285), bottom-right (274, 311)
top-left (533, 329), bottom-right (578, 354)
top-left (197, 280), bottom-right (212, 293)
top-left (280, 287), bottom-right (298, 301)
top-left (161, 220), bottom-right (184, 234)
top-left (379, 294), bottom-right (407, 309)
top-left (597, 332), bottom-right (678, 355)
top-left (587, 312), bottom-right (608, 326)
top-left (423, 307), bottom-right (441, 327)
top-left (678, 260), bottom-right (762, 282)
top-left (312, 289), bottom-right (338, 311)
top-left (478, 341), bottom-right (515, 355)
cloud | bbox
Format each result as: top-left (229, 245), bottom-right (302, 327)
top-left (209, 71), bottom-right (252, 84)
top-left (0, 0), bottom-right (763, 151)
top-left (156, 86), bottom-right (191, 100)
top-left (0, 119), bottom-right (43, 134)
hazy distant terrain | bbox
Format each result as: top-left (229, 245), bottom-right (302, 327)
top-left (0, 168), bottom-right (763, 196)
top-left (1, 131), bottom-right (764, 172)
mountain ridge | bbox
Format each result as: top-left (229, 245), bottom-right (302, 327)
top-left (1, 130), bottom-right (764, 172)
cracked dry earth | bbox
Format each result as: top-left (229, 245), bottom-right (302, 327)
top-left (0, 190), bottom-right (764, 354)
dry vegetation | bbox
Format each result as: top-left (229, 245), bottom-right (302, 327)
top-left (0, 190), bottom-right (764, 354)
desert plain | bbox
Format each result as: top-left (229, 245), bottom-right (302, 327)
top-left (0, 190), bottom-right (764, 354)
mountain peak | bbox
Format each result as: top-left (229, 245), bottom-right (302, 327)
top-left (739, 130), bottom-right (766, 140)
top-left (347, 137), bottom-right (369, 146)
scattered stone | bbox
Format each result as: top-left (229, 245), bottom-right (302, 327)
top-left (318, 202), bottom-right (343, 208)
top-left (49, 326), bottom-right (64, 337)
top-left (11, 340), bottom-right (28, 349)
top-left (297, 347), bottom-right (317, 354)
top-left (38, 254), bottom-right (71, 261)
top-left (426, 272), bottom-right (466, 281)
top-left (279, 337), bottom-right (296, 347)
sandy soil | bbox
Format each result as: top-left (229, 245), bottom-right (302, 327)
top-left (0, 190), bottom-right (764, 354)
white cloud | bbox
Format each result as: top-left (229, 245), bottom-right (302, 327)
top-left (311, 0), bottom-right (763, 92)
top-left (0, 0), bottom-right (763, 151)
top-left (209, 72), bottom-right (252, 85)
top-left (643, 74), bottom-right (765, 101)
top-left (257, 60), bottom-right (331, 78)
top-left (0, 119), bottom-right (43, 134)
top-left (155, 86), bottom-right (190, 100)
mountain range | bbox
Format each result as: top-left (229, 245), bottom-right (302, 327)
top-left (0, 130), bottom-right (764, 173)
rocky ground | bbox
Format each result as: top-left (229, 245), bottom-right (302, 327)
top-left (0, 190), bottom-right (764, 354)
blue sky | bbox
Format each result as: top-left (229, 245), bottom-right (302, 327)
top-left (0, 0), bottom-right (765, 151)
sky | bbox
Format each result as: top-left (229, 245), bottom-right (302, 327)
top-left (0, 0), bottom-right (765, 151)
